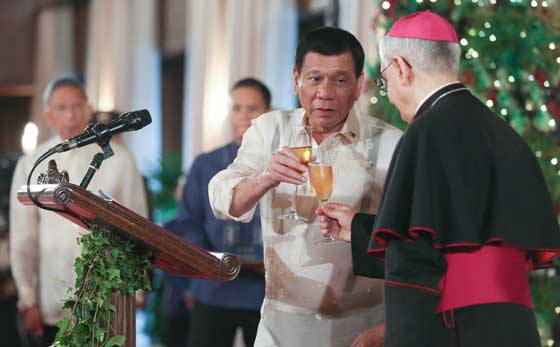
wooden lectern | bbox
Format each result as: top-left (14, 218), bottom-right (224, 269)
top-left (18, 183), bottom-right (241, 347)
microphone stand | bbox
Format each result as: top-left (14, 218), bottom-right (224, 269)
top-left (80, 137), bottom-right (114, 189)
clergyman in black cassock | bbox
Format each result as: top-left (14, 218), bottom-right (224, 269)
top-left (317, 10), bottom-right (560, 347)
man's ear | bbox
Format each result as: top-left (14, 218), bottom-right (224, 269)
top-left (85, 103), bottom-right (94, 122)
top-left (394, 56), bottom-right (413, 87)
top-left (43, 107), bottom-right (55, 129)
top-left (292, 65), bottom-right (300, 95)
top-left (355, 72), bottom-right (365, 101)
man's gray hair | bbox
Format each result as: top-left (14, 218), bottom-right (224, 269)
top-left (42, 76), bottom-right (87, 106)
top-left (379, 36), bottom-right (461, 75)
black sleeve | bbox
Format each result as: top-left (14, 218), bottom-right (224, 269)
top-left (383, 237), bottom-right (450, 347)
top-left (351, 213), bottom-right (385, 278)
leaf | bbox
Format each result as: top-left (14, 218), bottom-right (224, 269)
top-left (105, 335), bottom-right (126, 347)
top-left (56, 317), bottom-right (70, 332)
top-left (108, 268), bottom-right (121, 280)
top-left (62, 300), bottom-right (76, 310)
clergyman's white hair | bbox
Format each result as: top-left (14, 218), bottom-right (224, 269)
top-left (379, 36), bottom-right (461, 75)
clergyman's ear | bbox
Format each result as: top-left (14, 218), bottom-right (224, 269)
top-left (394, 56), bottom-right (413, 87)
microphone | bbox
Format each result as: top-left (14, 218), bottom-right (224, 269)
top-left (51, 109), bottom-right (152, 153)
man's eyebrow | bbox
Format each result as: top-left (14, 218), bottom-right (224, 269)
top-left (303, 69), bottom-right (322, 75)
top-left (303, 69), bottom-right (353, 75)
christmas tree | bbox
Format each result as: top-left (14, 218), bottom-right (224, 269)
top-left (367, 0), bottom-right (560, 343)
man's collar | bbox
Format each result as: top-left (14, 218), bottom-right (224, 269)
top-left (338, 106), bottom-right (360, 143)
top-left (415, 82), bottom-right (466, 119)
top-left (297, 106), bottom-right (361, 145)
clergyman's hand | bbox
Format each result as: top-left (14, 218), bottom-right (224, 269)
top-left (316, 202), bottom-right (357, 242)
top-left (351, 323), bottom-right (384, 347)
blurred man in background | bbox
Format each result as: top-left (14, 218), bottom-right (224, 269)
top-left (177, 77), bottom-right (270, 347)
top-left (9, 76), bottom-right (148, 347)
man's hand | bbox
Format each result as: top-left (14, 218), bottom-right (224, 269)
top-left (262, 146), bottom-right (308, 187)
top-left (316, 202), bottom-right (357, 242)
top-left (230, 146), bottom-right (308, 217)
top-left (135, 290), bottom-right (148, 309)
top-left (181, 291), bottom-right (194, 309)
top-left (20, 305), bottom-right (44, 335)
top-left (351, 323), bottom-right (384, 347)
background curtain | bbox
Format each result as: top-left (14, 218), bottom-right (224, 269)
top-left (182, 0), bottom-right (297, 168)
top-left (86, 0), bottom-right (162, 174)
top-left (31, 5), bottom-right (75, 144)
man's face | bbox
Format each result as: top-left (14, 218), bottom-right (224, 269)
top-left (381, 60), bottom-right (401, 109)
top-left (230, 86), bottom-right (269, 145)
top-left (293, 51), bottom-right (363, 133)
top-left (44, 86), bottom-right (92, 140)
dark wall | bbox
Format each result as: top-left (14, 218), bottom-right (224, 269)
top-left (161, 55), bottom-right (184, 159)
top-left (0, 1), bottom-right (36, 85)
top-left (0, 97), bottom-right (31, 156)
top-left (0, 1), bottom-right (89, 155)
top-left (0, 1), bottom-right (37, 155)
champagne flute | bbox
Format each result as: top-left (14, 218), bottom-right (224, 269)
top-left (277, 125), bottom-right (312, 222)
top-left (309, 148), bottom-right (337, 242)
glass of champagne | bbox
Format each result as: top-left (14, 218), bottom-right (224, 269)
top-left (309, 148), bottom-right (337, 242)
top-left (277, 125), bottom-right (312, 222)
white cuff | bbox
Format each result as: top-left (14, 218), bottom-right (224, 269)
top-left (16, 286), bottom-right (36, 308)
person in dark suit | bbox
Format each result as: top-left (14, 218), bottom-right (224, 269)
top-left (179, 78), bottom-right (270, 347)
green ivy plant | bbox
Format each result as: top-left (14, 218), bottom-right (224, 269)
top-left (52, 225), bottom-right (154, 347)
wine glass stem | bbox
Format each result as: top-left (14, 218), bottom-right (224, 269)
top-left (290, 184), bottom-right (299, 215)
top-left (320, 200), bottom-right (336, 241)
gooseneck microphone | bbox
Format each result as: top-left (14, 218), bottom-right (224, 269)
top-left (51, 109), bottom-right (152, 153)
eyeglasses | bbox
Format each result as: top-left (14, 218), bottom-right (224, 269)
top-left (374, 62), bottom-right (393, 93)
top-left (50, 102), bottom-right (86, 114)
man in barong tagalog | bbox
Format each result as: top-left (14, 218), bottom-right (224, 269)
top-left (9, 76), bottom-right (148, 347)
top-left (209, 27), bottom-right (402, 347)
top-left (317, 10), bottom-right (560, 347)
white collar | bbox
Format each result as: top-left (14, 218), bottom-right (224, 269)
top-left (414, 82), bottom-right (458, 115)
